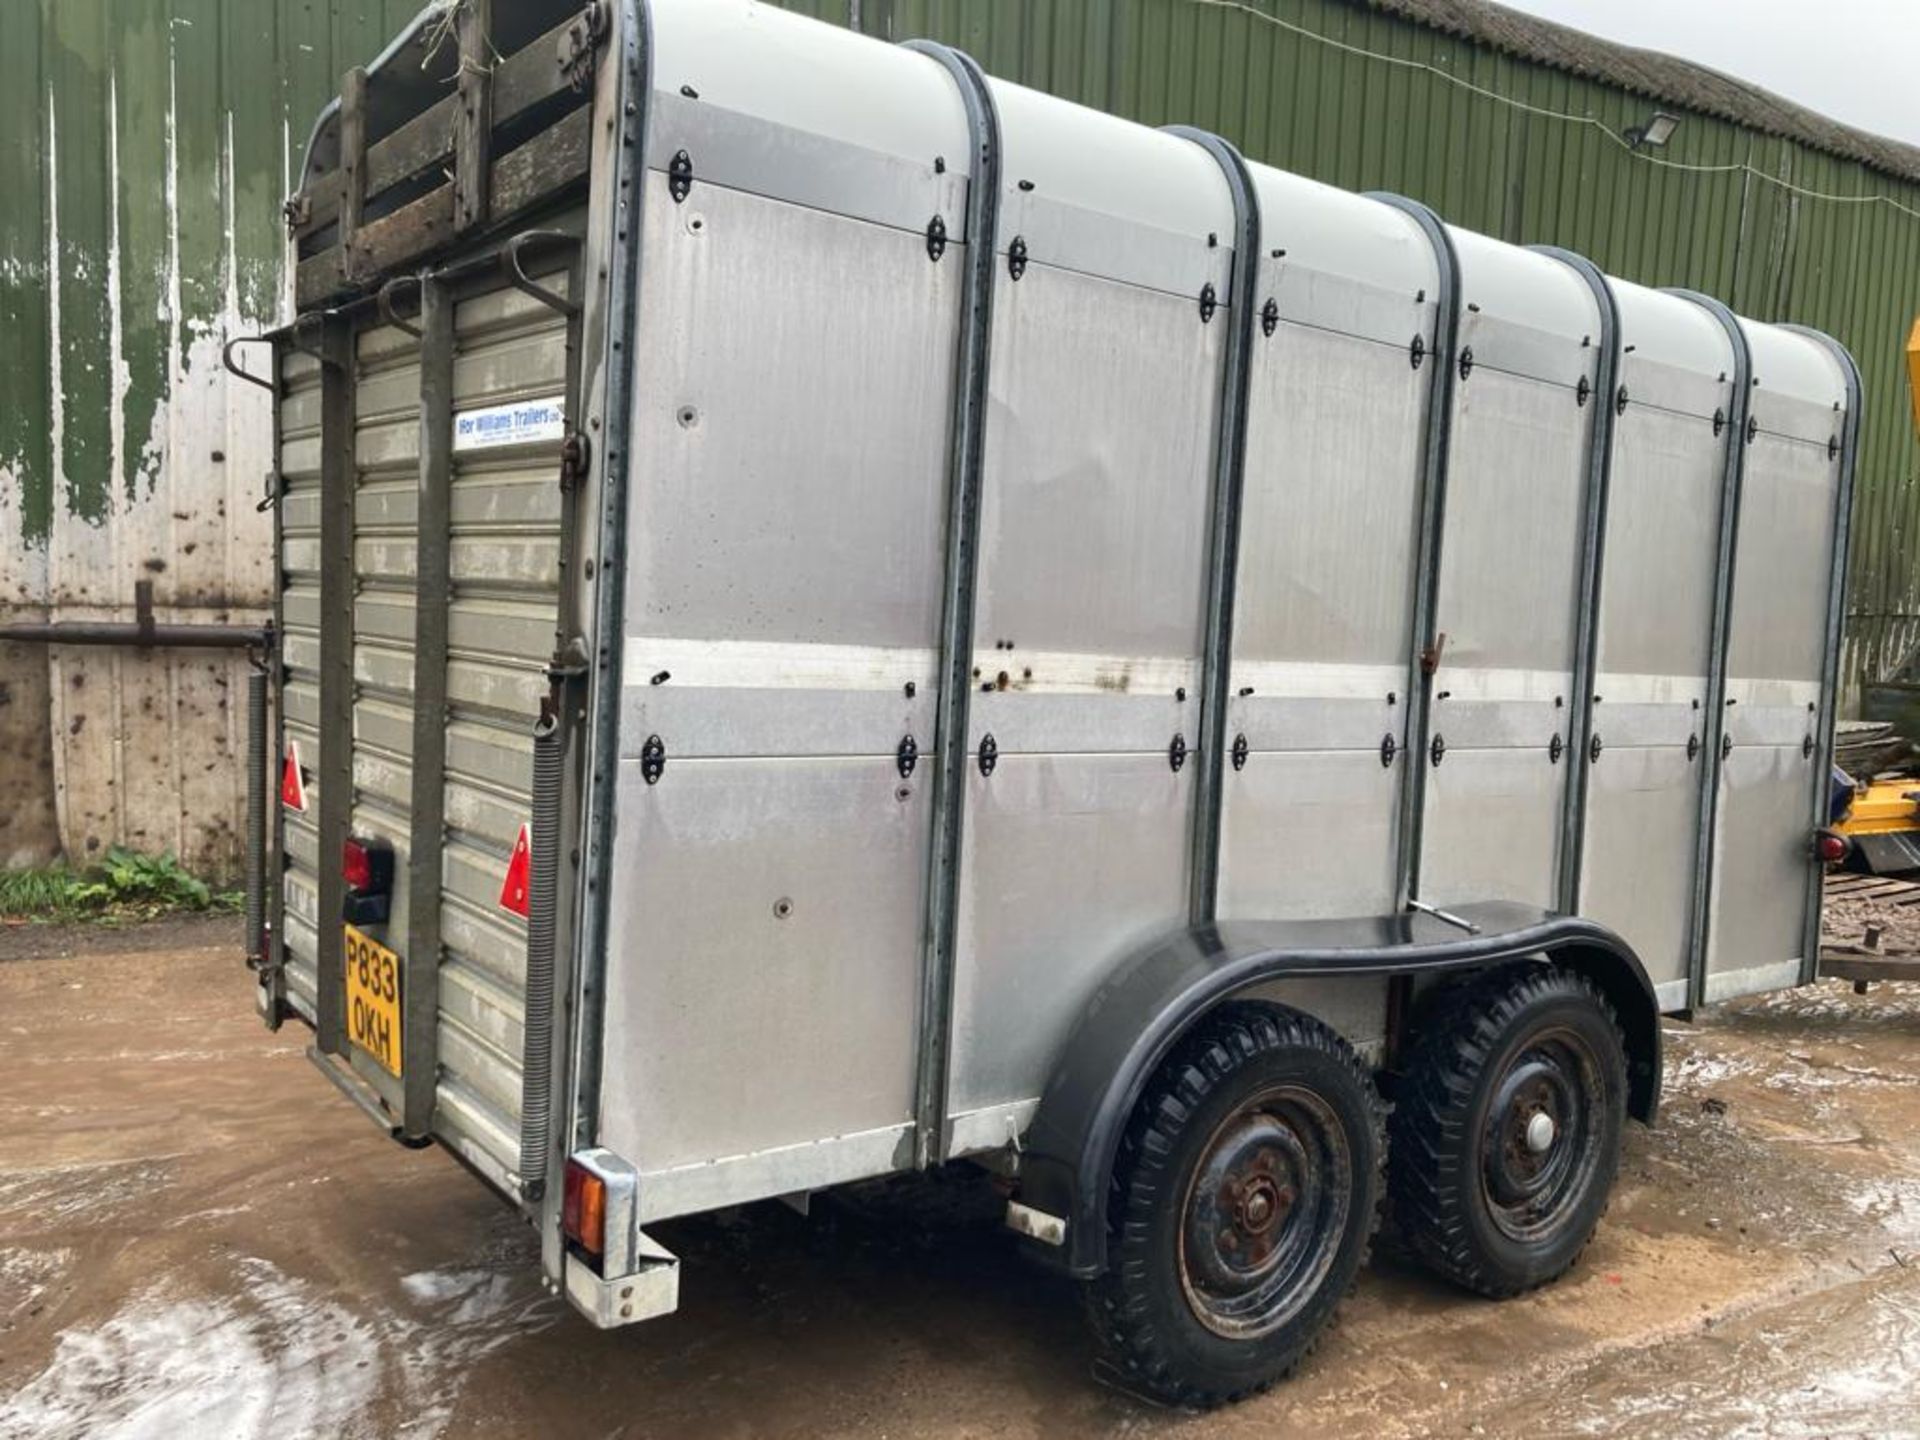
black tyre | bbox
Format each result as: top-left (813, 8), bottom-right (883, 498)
top-left (1085, 1005), bottom-right (1386, 1408)
top-left (1389, 963), bottom-right (1627, 1298)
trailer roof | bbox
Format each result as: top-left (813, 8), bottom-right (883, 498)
top-left (1448, 224), bottom-right (1600, 346)
top-left (1246, 164), bottom-right (1440, 300)
top-left (1741, 320), bottom-right (1851, 410)
top-left (650, 0), bottom-right (974, 179)
top-left (1609, 278), bottom-right (1737, 383)
top-left (987, 78), bottom-right (1235, 239)
top-left (1370, 0), bottom-right (1920, 185)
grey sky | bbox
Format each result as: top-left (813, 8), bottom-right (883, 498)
top-left (1490, 0), bottom-right (1920, 148)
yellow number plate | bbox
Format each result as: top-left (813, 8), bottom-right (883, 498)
top-left (344, 925), bottom-right (403, 1077)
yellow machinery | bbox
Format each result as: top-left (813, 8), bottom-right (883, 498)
top-left (1832, 319), bottom-right (1920, 872)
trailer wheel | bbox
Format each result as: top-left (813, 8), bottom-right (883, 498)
top-left (1389, 964), bottom-right (1626, 1297)
top-left (1086, 1005), bottom-right (1385, 1408)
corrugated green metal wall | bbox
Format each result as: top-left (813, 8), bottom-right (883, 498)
top-left (4, 0), bottom-right (1919, 870)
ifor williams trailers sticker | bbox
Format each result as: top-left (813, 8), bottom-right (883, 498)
top-left (452, 396), bottom-right (567, 452)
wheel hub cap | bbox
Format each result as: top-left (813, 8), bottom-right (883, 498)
top-left (1479, 1028), bottom-right (1606, 1245)
top-left (1525, 1110), bottom-right (1556, 1154)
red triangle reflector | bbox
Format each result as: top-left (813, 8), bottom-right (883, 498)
top-left (281, 741), bottom-right (308, 812)
top-left (500, 822), bottom-right (532, 918)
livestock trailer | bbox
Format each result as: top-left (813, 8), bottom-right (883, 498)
top-left (236, 0), bottom-right (1859, 1404)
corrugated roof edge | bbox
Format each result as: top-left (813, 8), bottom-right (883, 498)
top-left (1365, 0), bottom-right (1920, 186)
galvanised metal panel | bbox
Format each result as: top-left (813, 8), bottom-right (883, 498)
top-left (429, 270), bottom-right (577, 1192)
top-left (944, 100), bottom-right (1230, 1136)
top-left (1219, 751), bottom-right (1401, 921)
top-left (951, 752), bottom-right (1194, 1129)
top-left (1577, 280), bottom-right (1735, 997)
top-left (605, 758), bottom-right (928, 1184)
top-left (1581, 746), bottom-right (1699, 1001)
top-left (1704, 324), bottom-right (1849, 999)
top-left (1217, 168), bottom-right (1436, 922)
top-left (1418, 234), bottom-right (1599, 907)
top-left (598, 63), bottom-right (965, 1202)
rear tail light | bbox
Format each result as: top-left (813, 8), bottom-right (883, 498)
top-left (342, 836), bottom-right (395, 925)
top-left (563, 1158), bottom-right (607, 1259)
top-left (1814, 829), bottom-right (1851, 865)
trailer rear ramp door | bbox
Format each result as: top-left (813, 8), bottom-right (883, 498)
top-left (273, 241), bottom-right (585, 1197)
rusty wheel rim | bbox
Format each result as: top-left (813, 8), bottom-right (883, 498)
top-left (1480, 1025), bottom-right (1604, 1245)
top-left (1177, 1086), bottom-right (1353, 1340)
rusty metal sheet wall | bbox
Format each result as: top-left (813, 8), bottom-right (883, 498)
top-left (0, 0), bottom-right (426, 879)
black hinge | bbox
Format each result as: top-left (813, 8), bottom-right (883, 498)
top-left (1588, 732), bottom-right (1604, 764)
top-left (1576, 375), bottom-right (1590, 408)
top-left (1430, 734), bottom-right (1446, 767)
top-left (559, 431), bottom-right (590, 491)
top-left (1380, 733), bottom-right (1397, 768)
top-left (1829, 434), bottom-right (1840, 461)
top-left (1712, 407), bottom-right (1726, 437)
top-left (640, 734), bottom-right (666, 785)
top-left (1169, 733), bottom-right (1188, 772)
top-left (926, 215), bottom-right (947, 262)
top-left (1803, 733), bottom-right (1816, 759)
top-left (1458, 346), bottom-right (1474, 382)
top-left (1687, 733), bottom-right (1701, 762)
top-left (1261, 298), bottom-right (1279, 337)
top-left (1722, 732), bottom-right (1734, 760)
top-left (1231, 733), bottom-right (1249, 771)
top-left (978, 733), bottom-right (998, 777)
top-left (1746, 414), bottom-right (1759, 445)
top-left (1198, 283), bottom-right (1217, 324)
top-left (1549, 732), bottom-right (1564, 764)
top-left (668, 150), bottom-right (694, 204)
top-left (1409, 333), bottom-right (1424, 370)
top-left (282, 192), bottom-right (311, 238)
top-left (897, 734), bottom-right (918, 779)
top-left (1008, 236), bottom-right (1028, 281)
top-left (1615, 384), bottom-right (1630, 416)
top-left (559, 1), bottom-right (609, 93)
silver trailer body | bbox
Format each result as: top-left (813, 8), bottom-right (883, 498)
top-left (252, 0), bottom-right (1857, 1347)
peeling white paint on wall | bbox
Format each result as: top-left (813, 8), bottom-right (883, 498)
top-left (9, 49), bottom-right (280, 880)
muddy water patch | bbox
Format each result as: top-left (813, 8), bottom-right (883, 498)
top-left (0, 1250), bottom-right (566, 1440)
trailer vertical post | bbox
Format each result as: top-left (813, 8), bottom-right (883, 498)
top-left (1367, 194), bottom-right (1461, 910)
top-left (315, 315), bottom-right (356, 1059)
top-left (1784, 326), bottom-right (1863, 985)
top-left (1668, 289), bottom-right (1753, 1011)
top-left (1165, 126), bottom-right (1259, 927)
top-left (403, 275), bottom-right (455, 1140)
top-left (1534, 247), bottom-right (1622, 914)
top-left (898, 39), bottom-right (1000, 1167)
top-left (561, 0), bottom-right (651, 1280)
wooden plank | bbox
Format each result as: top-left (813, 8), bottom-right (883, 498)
top-left (296, 104), bottom-right (591, 307)
top-left (455, 0), bottom-right (495, 232)
top-left (490, 101), bottom-right (591, 216)
top-left (1819, 953), bottom-right (1920, 983)
top-left (299, 13), bottom-right (582, 238)
top-left (339, 67), bottom-right (369, 283)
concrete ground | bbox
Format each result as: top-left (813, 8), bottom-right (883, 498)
top-left (2, 921), bottom-right (1918, 1439)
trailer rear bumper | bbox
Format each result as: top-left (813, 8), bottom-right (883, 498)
top-left (1014, 901), bottom-right (1660, 1278)
top-left (559, 1147), bottom-right (682, 1327)
top-left (564, 1237), bottom-right (680, 1329)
